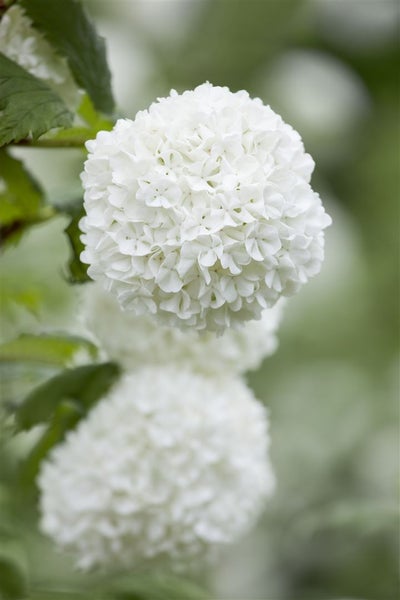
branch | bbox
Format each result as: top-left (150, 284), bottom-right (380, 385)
top-left (12, 137), bottom-right (88, 148)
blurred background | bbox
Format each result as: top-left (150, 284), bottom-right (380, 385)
top-left (1, 1), bottom-right (399, 598)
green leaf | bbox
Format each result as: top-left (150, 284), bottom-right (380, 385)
top-left (15, 362), bottom-right (120, 490)
top-left (18, 399), bottom-right (84, 488)
top-left (0, 287), bottom-right (42, 316)
top-left (0, 529), bottom-right (27, 598)
top-left (111, 574), bottom-right (211, 600)
top-left (0, 53), bottom-right (73, 146)
top-left (0, 555), bottom-right (28, 600)
top-left (20, 0), bottom-right (115, 114)
top-left (39, 126), bottom-right (96, 145)
top-left (16, 362), bottom-right (120, 430)
top-left (36, 96), bottom-right (114, 146)
top-left (0, 149), bottom-right (54, 245)
top-left (0, 334), bottom-right (97, 366)
top-left (0, 361), bottom-right (58, 423)
top-left (78, 94), bottom-right (114, 130)
top-left (61, 199), bottom-right (90, 283)
top-left (0, 150), bottom-right (43, 223)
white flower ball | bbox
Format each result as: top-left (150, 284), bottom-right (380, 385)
top-left (38, 367), bottom-right (274, 571)
top-left (80, 83), bottom-right (331, 332)
top-left (0, 5), bottom-right (80, 109)
top-left (83, 283), bottom-right (285, 374)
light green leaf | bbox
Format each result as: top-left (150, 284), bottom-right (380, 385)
top-left (0, 149), bottom-right (54, 246)
top-left (0, 334), bottom-right (97, 366)
top-left (0, 150), bottom-right (43, 223)
top-left (16, 362), bottom-right (120, 430)
top-left (0, 287), bottom-right (42, 316)
top-left (0, 53), bottom-right (73, 146)
top-left (78, 94), bottom-right (114, 130)
top-left (39, 126), bottom-right (96, 146)
top-left (20, 0), bottom-right (115, 114)
top-left (111, 573), bottom-right (211, 600)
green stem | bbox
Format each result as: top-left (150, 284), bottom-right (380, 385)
top-left (14, 138), bottom-right (88, 148)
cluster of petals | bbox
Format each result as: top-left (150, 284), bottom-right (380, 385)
top-left (80, 83), bottom-right (331, 332)
top-left (0, 5), bottom-right (80, 109)
top-left (83, 283), bottom-right (284, 374)
top-left (38, 367), bottom-right (274, 571)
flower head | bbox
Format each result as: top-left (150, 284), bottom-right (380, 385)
top-left (80, 83), bottom-right (331, 331)
top-left (83, 283), bottom-right (284, 374)
top-left (38, 367), bottom-right (274, 571)
top-left (0, 5), bottom-right (80, 109)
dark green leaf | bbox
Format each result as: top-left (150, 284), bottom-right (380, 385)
top-left (62, 200), bottom-right (90, 283)
top-left (0, 555), bottom-right (27, 600)
top-left (54, 197), bottom-right (85, 218)
top-left (20, 0), bottom-right (115, 114)
top-left (15, 362), bottom-right (120, 489)
top-left (111, 574), bottom-right (211, 600)
top-left (35, 96), bottom-right (114, 146)
top-left (16, 362), bottom-right (120, 430)
top-left (0, 53), bottom-right (73, 146)
top-left (0, 334), bottom-right (97, 366)
top-left (0, 361), bottom-right (58, 420)
top-left (18, 399), bottom-right (83, 488)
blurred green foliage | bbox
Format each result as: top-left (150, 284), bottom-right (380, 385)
top-left (0, 1), bottom-right (399, 599)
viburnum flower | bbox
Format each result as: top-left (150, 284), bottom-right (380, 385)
top-left (82, 283), bottom-right (285, 374)
top-left (0, 5), bottom-right (80, 109)
top-left (38, 367), bottom-right (274, 571)
top-left (80, 83), bottom-right (331, 332)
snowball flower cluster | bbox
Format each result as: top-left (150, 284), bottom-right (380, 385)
top-left (83, 283), bottom-right (284, 374)
top-left (0, 5), bottom-right (80, 109)
top-left (80, 83), bottom-right (331, 332)
top-left (38, 367), bottom-right (274, 571)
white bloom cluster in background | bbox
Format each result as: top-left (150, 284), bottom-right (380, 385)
top-left (0, 5), bottom-right (80, 109)
top-left (83, 283), bottom-right (285, 374)
top-left (80, 83), bottom-right (331, 332)
top-left (262, 50), bottom-right (370, 163)
top-left (38, 367), bottom-right (274, 571)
